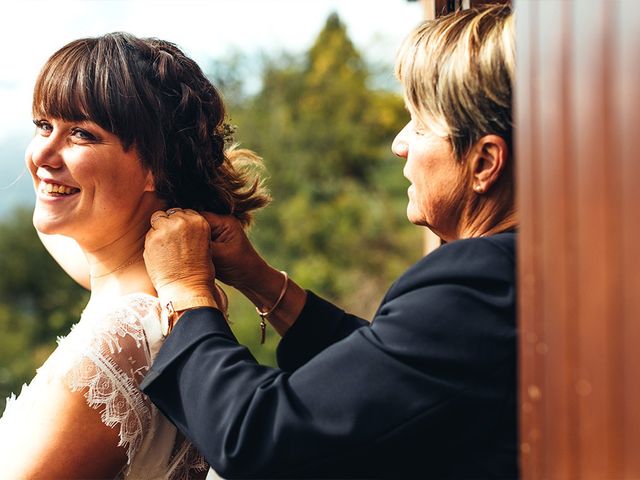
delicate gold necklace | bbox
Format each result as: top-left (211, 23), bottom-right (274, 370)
top-left (92, 255), bottom-right (144, 279)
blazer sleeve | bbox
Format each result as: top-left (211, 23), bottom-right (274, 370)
top-left (276, 291), bottom-right (369, 372)
top-left (140, 235), bottom-right (516, 479)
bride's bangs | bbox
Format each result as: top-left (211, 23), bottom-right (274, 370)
top-left (33, 40), bottom-right (98, 123)
top-left (31, 37), bottom-right (132, 148)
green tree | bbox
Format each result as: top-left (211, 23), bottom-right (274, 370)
top-left (0, 207), bottom-right (89, 412)
top-left (226, 13), bottom-right (422, 317)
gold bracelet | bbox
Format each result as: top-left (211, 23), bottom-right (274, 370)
top-left (255, 271), bottom-right (288, 344)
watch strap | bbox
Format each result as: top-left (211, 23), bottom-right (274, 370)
top-left (169, 295), bottom-right (218, 313)
top-left (161, 295), bottom-right (218, 336)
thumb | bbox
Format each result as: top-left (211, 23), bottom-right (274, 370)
top-left (199, 212), bottom-right (228, 238)
top-left (201, 211), bottom-right (240, 243)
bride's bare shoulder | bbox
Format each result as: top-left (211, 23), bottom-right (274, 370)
top-left (0, 375), bottom-right (127, 478)
top-left (0, 293), bottom-right (162, 478)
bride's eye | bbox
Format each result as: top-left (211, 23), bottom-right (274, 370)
top-left (33, 119), bottom-right (53, 136)
top-left (71, 128), bottom-right (97, 142)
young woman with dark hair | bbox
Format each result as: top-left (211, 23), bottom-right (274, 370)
top-left (0, 32), bottom-right (268, 478)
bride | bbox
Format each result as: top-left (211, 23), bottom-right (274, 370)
top-left (0, 32), bottom-right (268, 478)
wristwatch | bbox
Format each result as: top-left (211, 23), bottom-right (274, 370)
top-left (161, 295), bottom-right (218, 337)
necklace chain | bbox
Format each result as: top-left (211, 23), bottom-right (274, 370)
top-left (92, 255), bottom-right (144, 279)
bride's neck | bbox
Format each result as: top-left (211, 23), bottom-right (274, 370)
top-left (83, 219), bottom-right (156, 300)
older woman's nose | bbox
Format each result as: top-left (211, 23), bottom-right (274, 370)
top-left (392, 127), bottom-right (409, 159)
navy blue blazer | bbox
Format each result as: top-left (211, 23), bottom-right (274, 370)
top-left (141, 233), bottom-right (518, 479)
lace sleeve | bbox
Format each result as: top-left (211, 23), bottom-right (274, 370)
top-left (53, 295), bottom-right (160, 466)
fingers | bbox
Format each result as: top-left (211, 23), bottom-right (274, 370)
top-left (200, 211), bottom-right (224, 234)
top-left (150, 210), bottom-right (170, 230)
top-left (201, 211), bottom-right (241, 240)
top-left (167, 209), bottom-right (208, 233)
top-left (151, 210), bottom-right (169, 221)
top-left (166, 207), bottom-right (199, 217)
top-left (150, 208), bottom-right (203, 229)
top-left (200, 211), bottom-right (224, 223)
top-left (154, 209), bottom-right (239, 246)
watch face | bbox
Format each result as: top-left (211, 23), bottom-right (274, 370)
top-left (160, 307), bottom-right (170, 337)
top-left (161, 300), bottom-right (178, 336)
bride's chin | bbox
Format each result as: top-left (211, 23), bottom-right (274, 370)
top-left (33, 223), bottom-right (58, 236)
top-left (32, 215), bottom-right (65, 236)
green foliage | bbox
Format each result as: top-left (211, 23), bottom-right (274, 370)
top-left (0, 13), bottom-right (423, 403)
top-left (0, 207), bottom-right (89, 412)
top-left (224, 287), bottom-right (281, 366)
top-left (226, 13), bottom-right (423, 319)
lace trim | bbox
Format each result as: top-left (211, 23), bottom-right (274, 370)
top-left (1, 293), bottom-right (208, 478)
top-left (168, 435), bottom-right (210, 479)
top-left (61, 294), bottom-right (208, 478)
top-left (67, 354), bottom-right (150, 464)
top-left (61, 296), bottom-right (156, 467)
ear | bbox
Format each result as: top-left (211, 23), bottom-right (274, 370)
top-left (467, 135), bottom-right (509, 194)
top-left (143, 169), bottom-right (156, 193)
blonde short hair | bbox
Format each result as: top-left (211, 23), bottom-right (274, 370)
top-left (396, 4), bottom-right (514, 160)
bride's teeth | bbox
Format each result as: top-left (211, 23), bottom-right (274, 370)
top-left (42, 182), bottom-right (78, 195)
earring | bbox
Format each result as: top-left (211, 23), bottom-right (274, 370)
top-left (474, 185), bottom-right (484, 194)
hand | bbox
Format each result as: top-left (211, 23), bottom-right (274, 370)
top-left (201, 211), bottom-right (269, 291)
top-left (202, 211), bottom-right (307, 336)
top-left (144, 208), bottom-right (215, 302)
top-left (202, 212), bottom-right (307, 335)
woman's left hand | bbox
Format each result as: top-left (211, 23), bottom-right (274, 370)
top-left (144, 208), bottom-right (216, 303)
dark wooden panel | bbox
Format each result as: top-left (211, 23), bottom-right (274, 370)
top-left (570, 3), bottom-right (616, 477)
top-left (614, 3), bottom-right (640, 476)
top-left (515, 1), bottom-right (542, 476)
top-left (517, 1), bottom-right (640, 478)
top-left (534, 1), bottom-right (577, 477)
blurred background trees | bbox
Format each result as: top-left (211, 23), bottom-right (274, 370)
top-left (0, 13), bottom-right (422, 411)
top-left (0, 208), bottom-right (89, 411)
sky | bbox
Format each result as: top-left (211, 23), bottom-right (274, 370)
top-left (0, 0), bottom-right (422, 213)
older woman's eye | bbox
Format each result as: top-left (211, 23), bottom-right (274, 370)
top-left (33, 119), bottom-right (53, 135)
top-left (409, 119), bottom-right (426, 136)
top-left (412, 125), bottom-right (426, 136)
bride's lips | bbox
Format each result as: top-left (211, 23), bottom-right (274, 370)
top-left (37, 179), bottom-right (81, 197)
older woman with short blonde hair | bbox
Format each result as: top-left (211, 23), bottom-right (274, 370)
top-left (396, 5), bottom-right (516, 240)
top-left (118, 5), bottom-right (515, 478)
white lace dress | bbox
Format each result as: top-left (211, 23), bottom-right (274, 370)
top-left (0, 293), bottom-right (208, 479)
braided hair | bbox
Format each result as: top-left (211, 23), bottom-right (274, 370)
top-left (32, 32), bottom-right (269, 226)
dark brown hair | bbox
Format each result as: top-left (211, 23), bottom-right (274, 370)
top-left (33, 32), bottom-right (269, 225)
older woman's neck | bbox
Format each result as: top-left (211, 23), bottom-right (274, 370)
top-left (462, 210), bottom-right (518, 239)
top-left (458, 186), bottom-right (517, 239)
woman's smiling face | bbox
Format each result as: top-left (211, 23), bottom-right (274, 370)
top-left (25, 117), bottom-right (157, 249)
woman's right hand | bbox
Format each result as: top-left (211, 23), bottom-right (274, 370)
top-left (202, 212), bottom-right (307, 336)
top-left (200, 212), bottom-right (269, 291)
